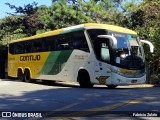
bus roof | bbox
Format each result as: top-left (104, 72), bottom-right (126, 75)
top-left (84, 23), bottom-right (137, 34)
top-left (10, 23), bottom-right (137, 43)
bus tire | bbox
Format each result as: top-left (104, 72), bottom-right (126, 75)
top-left (107, 85), bottom-right (117, 89)
top-left (78, 70), bottom-right (94, 88)
top-left (17, 69), bottom-right (24, 82)
top-left (24, 70), bottom-right (32, 83)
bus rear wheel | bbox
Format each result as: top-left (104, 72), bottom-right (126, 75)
top-left (17, 69), bottom-right (24, 82)
top-left (78, 70), bottom-right (94, 88)
top-left (24, 70), bottom-right (32, 83)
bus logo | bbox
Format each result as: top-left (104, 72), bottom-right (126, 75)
top-left (20, 55), bottom-right (41, 61)
top-left (96, 76), bottom-right (109, 84)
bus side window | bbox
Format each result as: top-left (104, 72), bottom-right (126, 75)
top-left (41, 37), bottom-right (47, 52)
top-left (44, 36), bottom-right (56, 51)
top-left (33, 39), bottom-right (42, 52)
top-left (72, 40), bottom-right (80, 49)
top-left (24, 41), bottom-right (34, 53)
top-left (9, 43), bottom-right (15, 54)
top-left (101, 42), bottom-right (110, 63)
top-left (87, 29), bottom-right (107, 42)
top-left (14, 42), bottom-right (23, 54)
top-left (56, 34), bottom-right (71, 51)
top-left (72, 31), bottom-right (89, 52)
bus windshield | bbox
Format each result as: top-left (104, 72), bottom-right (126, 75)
top-left (87, 29), bottom-right (145, 70)
top-left (113, 33), bottom-right (145, 69)
top-left (113, 33), bottom-right (143, 57)
top-left (115, 36), bottom-right (128, 49)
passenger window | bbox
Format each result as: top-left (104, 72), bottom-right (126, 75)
top-left (56, 34), bottom-right (71, 50)
top-left (14, 42), bottom-right (23, 54)
top-left (45, 36), bottom-right (56, 51)
top-left (24, 41), bottom-right (33, 53)
top-left (33, 39), bottom-right (42, 52)
top-left (9, 43), bottom-right (15, 54)
top-left (87, 29), bottom-right (107, 42)
top-left (72, 31), bottom-right (89, 52)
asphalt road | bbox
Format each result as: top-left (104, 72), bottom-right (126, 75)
top-left (0, 79), bottom-right (160, 120)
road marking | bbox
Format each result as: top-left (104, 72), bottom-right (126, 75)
top-left (121, 92), bottom-right (160, 97)
top-left (41, 93), bottom-right (111, 118)
top-left (42, 102), bottom-right (80, 117)
top-left (54, 97), bottom-right (160, 117)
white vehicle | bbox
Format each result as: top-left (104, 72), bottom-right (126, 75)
top-left (8, 23), bottom-right (154, 88)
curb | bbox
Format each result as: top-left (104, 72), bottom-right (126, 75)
top-left (128, 84), bottom-right (154, 88)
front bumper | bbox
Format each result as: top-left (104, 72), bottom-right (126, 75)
top-left (110, 73), bottom-right (146, 85)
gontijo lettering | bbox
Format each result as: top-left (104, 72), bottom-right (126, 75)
top-left (20, 55), bottom-right (40, 61)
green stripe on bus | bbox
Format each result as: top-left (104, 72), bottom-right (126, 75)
top-left (40, 50), bottom-right (73, 75)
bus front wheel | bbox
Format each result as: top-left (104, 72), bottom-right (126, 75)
top-left (24, 70), bottom-right (32, 83)
top-left (78, 70), bottom-right (94, 88)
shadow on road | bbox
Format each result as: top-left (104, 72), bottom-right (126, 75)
top-left (1, 79), bottom-right (148, 90)
top-left (0, 79), bottom-right (160, 119)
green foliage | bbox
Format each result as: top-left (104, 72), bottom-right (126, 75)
top-left (3, 2), bottom-right (43, 36)
top-left (39, 0), bottom-right (94, 29)
top-left (0, 0), bottom-right (124, 38)
top-left (0, 16), bottom-right (27, 45)
top-left (121, 0), bottom-right (160, 75)
top-left (137, 0), bottom-right (160, 66)
top-left (5, 2), bottom-right (38, 15)
top-left (36, 0), bottom-right (124, 30)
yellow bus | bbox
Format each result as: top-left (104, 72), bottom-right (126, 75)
top-left (8, 23), bottom-right (154, 88)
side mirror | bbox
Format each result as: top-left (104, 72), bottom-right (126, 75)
top-left (140, 40), bottom-right (154, 53)
top-left (97, 35), bottom-right (117, 48)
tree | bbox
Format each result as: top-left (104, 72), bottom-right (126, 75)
top-left (121, 0), bottom-right (160, 81)
top-left (0, 16), bottom-right (27, 45)
top-left (39, 0), bottom-right (124, 30)
top-left (140, 0), bottom-right (160, 75)
top-left (4, 2), bottom-right (43, 36)
top-left (0, 0), bottom-right (133, 44)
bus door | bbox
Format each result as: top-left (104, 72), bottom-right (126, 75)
top-left (94, 37), bottom-right (113, 85)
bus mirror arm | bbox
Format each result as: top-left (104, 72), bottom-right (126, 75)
top-left (140, 40), bottom-right (154, 53)
top-left (98, 35), bottom-right (117, 48)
